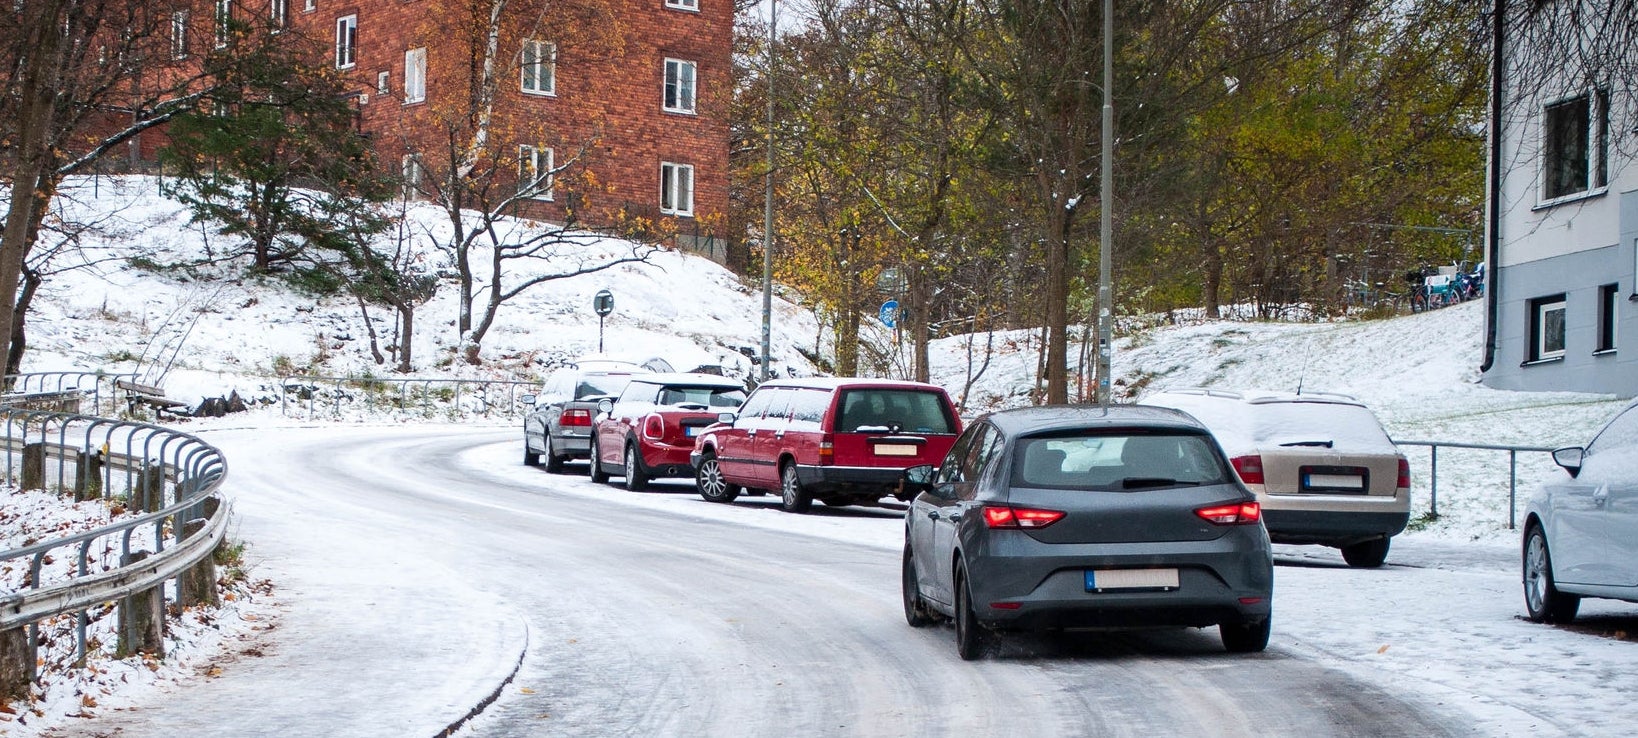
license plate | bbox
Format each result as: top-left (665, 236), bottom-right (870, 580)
top-left (685, 426), bottom-right (702, 437)
top-left (1086, 568), bottom-right (1179, 592)
top-left (1306, 474), bottom-right (1363, 489)
top-left (874, 444), bottom-right (918, 456)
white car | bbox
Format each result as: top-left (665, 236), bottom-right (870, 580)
top-left (1523, 398), bottom-right (1638, 623)
top-left (1144, 388), bottom-right (1410, 568)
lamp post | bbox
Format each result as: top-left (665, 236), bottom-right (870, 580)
top-left (760, 0), bottom-right (777, 382)
top-left (1096, 0), bottom-right (1113, 406)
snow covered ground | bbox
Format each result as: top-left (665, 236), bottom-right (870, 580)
top-left (2, 174), bottom-right (1635, 734)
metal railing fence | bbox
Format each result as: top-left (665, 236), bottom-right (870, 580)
top-left (268, 375), bottom-right (537, 420)
top-left (3, 372), bottom-right (135, 417)
top-left (0, 408), bottom-right (229, 694)
top-left (1393, 439), bottom-right (1558, 530)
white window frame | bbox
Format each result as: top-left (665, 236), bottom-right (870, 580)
top-left (665, 0), bottom-right (699, 11)
top-left (1540, 89), bottom-right (1609, 205)
top-left (376, 71), bottom-right (390, 95)
top-left (270, 0), bottom-right (288, 31)
top-left (660, 161), bottom-right (694, 216)
top-left (335, 14), bottom-right (357, 69)
top-left (663, 58), bottom-right (696, 114)
top-left (214, 0), bottom-right (232, 48)
top-left (1532, 296), bottom-right (1567, 362)
top-left (404, 47), bottom-right (426, 103)
top-left (521, 40), bottom-right (555, 96)
top-left (303, 0), bottom-right (315, 11)
top-left (518, 145), bottom-right (555, 201)
top-left (401, 155), bottom-right (423, 201)
top-left (171, 10), bottom-right (188, 60)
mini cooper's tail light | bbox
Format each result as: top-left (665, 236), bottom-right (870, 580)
top-left (1230, 455), bottom-right (1265, 485)
top-left (1396, 456), bottom-right (1411, 490)
top-left (1195, 502), bottom-right (1262, 525)
top-left (818, 434), bottom-right (834, 465)
top-left (982, 506), bottom-right (1065, 529)
top-left (642, 414), bottom-right (665, 440)
top-left (561, 409), bottom-right (592, 427)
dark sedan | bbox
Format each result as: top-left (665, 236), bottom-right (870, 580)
top-left (901, 405), bottom-right (1274, 659)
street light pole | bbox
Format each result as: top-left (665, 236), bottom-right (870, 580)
top-left (1096, 0), bottom-right (1113, 406)
top-left (760, 0), bottom-right (777, 383)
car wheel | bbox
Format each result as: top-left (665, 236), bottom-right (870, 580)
top-left (955, 563), bottom-right (990, 661)
top-left (779, 463), bottom-right (812, 513)
top-left (543, 435), bottom-right (565, 474)
top-left (624, 443), bottom-right (650, 491)
top-left (902, 545), bottom-right (936, 628)
top-left (1525, 525), bottom-right (1581, 624)
top-left (695, 452), bottom-right (741, 503)
top-left (589, 440), bottom-right (610, 484)
top-left (1341, 537), bottom-right (1391, 568)
top-left (1220, 618), bottom-right (1271, 653)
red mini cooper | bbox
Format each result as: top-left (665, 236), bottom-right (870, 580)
top-left (590, 373), bottom-right (748, 491)
top-left (691, 378), bottom-right (963, 512)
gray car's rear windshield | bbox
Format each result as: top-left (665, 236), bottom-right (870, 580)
top-left (1013, 431), bottom-right (1232, 490)
top-left (576, 376), bottom-right (636, 399)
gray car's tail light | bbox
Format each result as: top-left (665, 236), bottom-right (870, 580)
top-left (982, 505), bottom-right (1065, 529)
top-left (1195, 502), bottom-right (1262, 525)
top-left (562, 409), bottom-right (592, 427)
top-left (1396, 457), bottom-right (1411, 489)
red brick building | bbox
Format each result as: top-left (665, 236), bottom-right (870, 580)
top-left (198, 0), bottom-right (732, 249)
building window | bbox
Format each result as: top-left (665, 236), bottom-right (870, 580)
top-left (1529, 294), bottom-right (1567, 362)
top-left (1543, 90), bottom-right (1608, 201)
top-left (404, 47), bottom-right (426, 103)
top-left (304, 0), bottom-right (315, 11)
top-left (1598, 283), bottom-right (1619, 353)
top-left (171, 10), bottom-right (188, 59)
top-left (663, 59), bottom-right (696, 114)
top-left (335, 15), bottom-right (357, 69)
top-left (214, 0), bottom-right (232, 48)
top-left (271, 0), bottom-right (288, 30)
top-left (376, 71), bottom-right (390, 94)
top-left (660, 162), bottom-right (694, 216)
top-left (518, 145), bottom-right (554, 200)
top-left (402, 155), bottom-right (423, 200)
top-left (521, 40), bottom-right (555, 95)
top-left (665, 0), bottom-right (699, 10)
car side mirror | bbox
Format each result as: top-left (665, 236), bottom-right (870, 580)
top-left (901, 464), bottom-right (937, 496)
top-left (717, 411), bottom-right (737, 425)
top-left (1552, 446), bottom-right (1585, 478)
top-left (521, 393), bottom-right (537, 405)
top-left (596, 398), bottom-right (614, 417)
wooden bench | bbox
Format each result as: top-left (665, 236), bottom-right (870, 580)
top-left (116, 379), bottom-right (188, 418)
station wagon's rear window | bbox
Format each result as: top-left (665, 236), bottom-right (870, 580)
top-left (1013, 432), bottom-right (1231, 490)
top-left (836, 389), bottom-right (955, 433)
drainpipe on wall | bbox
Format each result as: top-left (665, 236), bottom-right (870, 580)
top-left (1481, 0), bottom-right (1504, 374)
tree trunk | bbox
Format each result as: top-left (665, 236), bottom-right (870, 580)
top-left (907, 264), bottom-right (931, 383)
top-left (397, 304), bottom-right (415, 373)
top-left (7, 270), bottom-right (43, 376)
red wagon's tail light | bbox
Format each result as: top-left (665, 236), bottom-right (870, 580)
top-left (1196, 502), bottom-right (1262, 525)
top-left (1231, 455), bottom-right (1265, 485)
top-left (982, 506), bottom-right (1065, 529)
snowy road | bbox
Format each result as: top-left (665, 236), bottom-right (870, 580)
top-left (78, 424), bottom-right (1638, 736)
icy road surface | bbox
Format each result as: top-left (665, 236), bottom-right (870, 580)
top-left (73, 424), bottom-right (1638, 736)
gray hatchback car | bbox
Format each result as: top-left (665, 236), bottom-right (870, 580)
top-left (1523, 397), bottom-right (1638, 624)
top-left (901, 405), bottom-right (1274, 659)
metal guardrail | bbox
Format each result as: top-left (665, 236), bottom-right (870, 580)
top-left (1393, 439), bottom-right (1557, 530)
top-left (4, 372), bottom-right (135, 417)
top-left (0, 407), bottom-right (229, 697)
top-left (268, 374), bottom-right (537, 420)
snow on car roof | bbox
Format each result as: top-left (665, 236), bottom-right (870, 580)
top-left (1143, 388), bottom-right (1397, 455)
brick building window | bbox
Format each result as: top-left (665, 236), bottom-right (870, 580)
top-left (518, 145), bottom-right (554, 200)
top-left (660, 162), bottom-right (694, 216)
top-left (171, 10), bottom-right (188, 60)
top-left (404, 47), bottom-right (426, 103)
top-left (665, 0), bottom-right (699, 10)
top-left (304, 0), bottom-right (315, 11)
top-left (1528, 294), bottom-right (1567, 363)
top-left (271, 0), bottom-right (288, 30)
top-left (521, 40), bottom-right (555, 96)
top-left (663, 59), bottom-right (696, 114)
top-left (214, 0), bottom-right (233, 48)
top-left (335, 15), bottom-right (357, 69)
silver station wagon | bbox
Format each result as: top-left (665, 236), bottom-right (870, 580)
top-left (900, 405), bottom-right (1275, 659)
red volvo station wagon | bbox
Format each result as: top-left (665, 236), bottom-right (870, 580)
top-left (691, 378), bottom-right (963, 512)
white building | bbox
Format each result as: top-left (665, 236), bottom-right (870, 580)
top-left (1484, 1), bottom-right (1637, 396)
